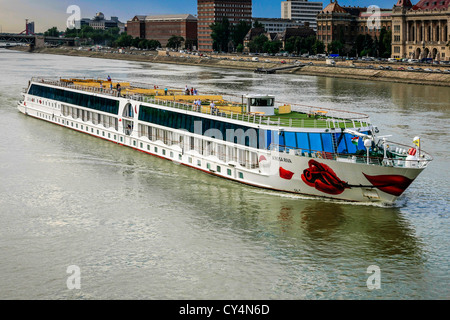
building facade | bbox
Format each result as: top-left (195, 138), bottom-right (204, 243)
top-left (391, 0), bottom-right (450, 61)
top-left (127, 15), bottom-right (147, 39)
top-left (145, 14), bottom-right (198, 48)
top-left (252, 18), bottom-right (305, 33)
top-left (316, 1), bottom-right (392, 50)
top-left (197, 0), bottom-right (253, 52)
top-left (126, 14), bottom-right (198, 48)
top-left (281, 0), bottom-right (324, 31)
top-left (80, 12), bottom-right (125, 33)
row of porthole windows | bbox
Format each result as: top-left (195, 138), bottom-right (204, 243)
top-left (37, 112), bottom-right (246, 180)
top-left (30, 97), bottom-right (60, 109)
top-left (138, 141), bottom-right (244, 179)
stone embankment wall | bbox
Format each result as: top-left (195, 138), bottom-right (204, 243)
top-left (10, 46), bottom-right (450, 87)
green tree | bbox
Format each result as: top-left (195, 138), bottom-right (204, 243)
top-left (312, 39), bottom-right (325, 55)
top-left (248, 34), bottom-right (268, 53)
top-left (167, 35), bottom-right (184, 50)
top-left (210, 18), bottom-right (231, 52)
top-left (263, 40), bottom-right (282, 54)
top-left (328, 40), bottom-right (344, 55)
top-left (253, 20), bottom-right (264, 29)
top-left (380, 28), bottom-right (392, 58)
top-left (231, 20), bottom-right (251, 48)
top-left (44, 27), bottom-right (60, 37)
top-left (236, 43), bottom-right (244, 53)
top-left (115, 33), bottom-right (133, 47)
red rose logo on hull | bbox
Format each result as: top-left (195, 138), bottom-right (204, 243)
top-left (301, 160), bottom-right (350, 195)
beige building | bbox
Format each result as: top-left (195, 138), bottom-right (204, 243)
top-left (391, 0), bottom-right (450, 61)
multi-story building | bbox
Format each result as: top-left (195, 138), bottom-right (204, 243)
top-left (281, 0), bottom-right (324, 31)
top-left (126, 14), bottom-right (198, 48)
top-left (145, 14), bottom-right (198, 48)
top-left (391, 0), bottom-right (449, 61)
top-left (316, 1), bottom-right (392, 50)
top-left (127, 15), bottom-right (147, 39)
top-left (80, 12), bottom-right (125, 33)
top-left (197, 0), bottom-right (253, 52)
top-left (252, 17), bottom-right (305, 33)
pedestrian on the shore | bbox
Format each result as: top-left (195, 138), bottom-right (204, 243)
top-left (190, 87), bottom-right (194, 95)
top-left (164, 87), bottom-right (168, 95)
top-left (107, 75), bottom-right (111, 82)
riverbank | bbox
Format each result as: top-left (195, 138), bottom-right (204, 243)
top-left (9, 46), bottom-right (450, 87)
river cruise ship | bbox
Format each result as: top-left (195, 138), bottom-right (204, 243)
top-left (17, 77), bottom-right (433, 203)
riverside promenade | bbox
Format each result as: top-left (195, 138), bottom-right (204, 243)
top-left (9, 46), bottom-right (450, 87)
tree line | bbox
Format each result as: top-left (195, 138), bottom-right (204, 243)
top-left (44, 26), bottom-right (161, 49)
top-left (326, 28), bottom-right (392, 58)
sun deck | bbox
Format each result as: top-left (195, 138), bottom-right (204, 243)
top-left (30, 77), bottom-right (371, 130)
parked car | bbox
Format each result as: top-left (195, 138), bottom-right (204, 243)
top-left (444, 69), bottom-right (450, 73)
top-left (385, 66), bottom-right (393, 70)
top-left (424, 68), bottom-right (433, 72)
top-left (367, 65), bottom-right (374, 69)
top-left (397, 67), bottom-right (405, 71)
top-left (407, 66), bottom-right (414, 71)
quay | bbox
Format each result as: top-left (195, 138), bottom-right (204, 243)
top-left (7, 46), bottom-right (450, 87)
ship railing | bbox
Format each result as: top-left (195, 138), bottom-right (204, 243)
top-left (32, 77), bottom-right (370, 129)
top-left (268, 143), bottom-right (432, 168)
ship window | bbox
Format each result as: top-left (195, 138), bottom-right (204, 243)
top-left (227, 169), bottom-right (232, 176)
top-left (179, 154), bottom-right (182, 160)
top-left (138, 105), bottom-right (266, 149)
top-left (154, 147), bottom-right (158, 153)
top-left (28, 84), bottom-right (119, 115)
top-left (207, 163), bottom-right (211, 169)
top-left (239, 172), bottom-right (244, 179)
top-left (170, 152), bottom-right (174, 158)
top-left (250, 98), bottom-right (274, 107)
top-left (162, 149), bottom-right (166, 155)
top-left (216, 166), bottom-right (221, 173)
top-left (284, 132), bottom-right (296, 149)
top-left (321, 133), bottom-right (334, 153)
top-left (296, 132), bottom-right (309, 150)
top-left (309, 133), bottom-right (323, 152)
top-left (197, 160), bottom-right (201, 166)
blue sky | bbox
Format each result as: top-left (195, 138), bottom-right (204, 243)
top-left (0, 0), bottom-right (398, 33)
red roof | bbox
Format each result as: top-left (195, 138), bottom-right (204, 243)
top-left (322, 1), bottom-right (347, 13)
top-left (413, 0), bottom-right (450, 10)
top-left (395, 0), bottom-right (413, 7)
